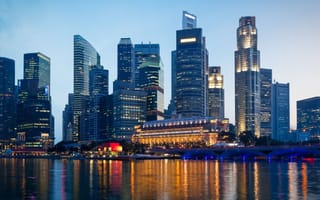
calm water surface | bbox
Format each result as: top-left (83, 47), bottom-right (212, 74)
top-left (0, 158), bottom-right (319, 199)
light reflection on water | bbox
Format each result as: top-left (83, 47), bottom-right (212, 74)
top-left (0, 159), bottom-right (319, 199)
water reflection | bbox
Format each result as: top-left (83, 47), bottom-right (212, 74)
top-left (0, 159), bottom-right (319, 199)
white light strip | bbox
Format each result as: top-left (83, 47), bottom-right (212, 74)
top-left (180, 37), bottom-right (196, 43)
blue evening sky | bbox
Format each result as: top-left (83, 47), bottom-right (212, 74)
top-left (1, 0), bottom-right (320, 143)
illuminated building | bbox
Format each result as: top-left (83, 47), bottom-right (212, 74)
top-left (73, 35), bottom-right (100, 141)
top-left (235, 16), bottom-right (261, 137)
top-left (297, 96), bottom-right (320, 137)
top-left (113, 89), bottom-right (146, 140)
top-left (135, 43), bottom-right (164, 121)
top-left (132, 117), bottom-right (229, 146)
top-left (208, 66), bottom-right (224, 119)
top-left (17, 52), bottom-right (54, 149)
top-left (272, 82), bottom-right (290, 141)
top-left (0, 57), bottom-right (15, 140)
top-left (174, 11), bottom-right (208, 118)
top-left (117, 38), bottom-right (134, 86)
top-left (260, 68), bottom-right (272, 137)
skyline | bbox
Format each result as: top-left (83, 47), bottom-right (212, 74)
top-left (1, 1), bottom-right (320, 143)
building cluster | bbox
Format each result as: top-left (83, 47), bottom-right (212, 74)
top-left (1, 11), bottom-right (319, 150)
top-left (0, 53), bottom-right (54, 150)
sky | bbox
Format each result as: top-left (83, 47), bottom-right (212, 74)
top-left (1, 0), bottom-right (320, 143)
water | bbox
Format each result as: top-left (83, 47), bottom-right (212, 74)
top-left (0, 158), bottom-right (319, 199)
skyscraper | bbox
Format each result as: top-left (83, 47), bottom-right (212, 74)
top-left (73, 35), bottom-right (100, 141)
top-left (208, 66), bottom-right (224, 119)
top-left (235, 16), bottom-right (261, 137)
top-left (135, 43), bottom-right (164, 121)
top-left (260, 68), bottom-right (272, 137)
top-left (87, 66), bottom-right (109, 140)
top-left (63, 93), bottom-right (73, 141)
top-left (17, 52), bottom-right (53, 149)
top-left (272, 82), bottom-right (290, 141)
top-left (0, 57), bottom-right (15, 140)
top-left (297, 96), bottom-right (320, 137)
top-left (113, 38), bottom-right (147, 140)
top-left (174, 11), bottom-right (208, 118)
top-left (117, 38), bottom-right (134, 86)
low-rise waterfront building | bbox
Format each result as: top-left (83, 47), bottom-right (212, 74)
top-left (132, 117), bottom-right (229, 147)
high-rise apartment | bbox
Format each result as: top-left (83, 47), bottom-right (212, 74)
top-left (174, 11), bottom-right (208, 118)
top-left (297, 96), bottom-right (320, 136)
top-left (272, 82), bottom-right (290, 141)
top-left (0, 57), bottom-right (15, 140)
top-left (135, 43), bottom-right (164, 121)
top-left (260, 68), bottom-right (272, 137)
top-left (208, 66), bottom-right (224, 119)
top-left (17, 52), bottom-right (53, 149)
top-left (73, 35), bottom-right (100, 141)
top-left (235, 16), bottom-right (261, 137)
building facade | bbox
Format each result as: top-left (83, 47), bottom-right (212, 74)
top-left (63, 93), bottom-right (73, 141)
top-left (117, 38), bottom-right (134, 86)
top-left (73, 35), bottom-right (100, 141)
top-left (272, 82), bottom-right (290, 141)
top-left (174, 12), bottom-right (208, 118)
top-left (135, 43), bottom-right (164, 121)
top-left (235, 16), bottom-right (261, 137)
top-left (297, 96), bottom-right (320, 138)
top-left (260, 68), bottom-right (272, 137)
top-left (17, 52), bottom-right (54, 149)
top-left (113, 89), bottom-right (146, 140)
top-left (132, 117), bottom-right (229, 147)
top-left (0, 57), bottom-right (15, 140)
top-left (208, 66), bottom-right (224, 119)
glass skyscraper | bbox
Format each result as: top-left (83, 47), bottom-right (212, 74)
top-left (260, 68), bottom-right (272, 137)
top-left (0, 57), bottom-right (15, 140)
top-left (17, 52), bottom-right (53, 149)
top-left (272, 82), bottom-right (290, 141)
top-left (117, 38), bottom-right (134, 86)
top-left (174, 12), bottom-right (208, 118)
top-left (63, 93), bottom-right (73, 141)
top-left (297, 96), bottom-right (320, 137)
top-left (208, 66), bottom-right (224, 119)
top-left (235, 16), bottom-right (261, 137)
top-left (135, 43), bottom-right (164, 121)
top-left (113, 38), bottom-right (147, 140)
top-left (73, 35), bottom-right (100, 141)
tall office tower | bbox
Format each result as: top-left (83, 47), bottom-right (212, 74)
top-left (113, 38), bottom-right (147, 139)
top-left (272, 82), bottom-right (290, 141)
top-left (208, 66), bottom-right (224, 119)
top-left (73, 35), bottom-right (100, 141)
top-left (117, 38), bottom-right (134, 86)
top-left (174, 11), bottom-right (208, 118)
top-left (87, 66), bottom-right (109, 140)
top-left (182, 11), bottom-right (197, 29)
top-left (297, 97), bottom-right (320, 137)
top-left (17, 52), bottom-right (54, 149)
top-left (63, 93), bottom-right (74, 141)
top-left (135, 43), bottom-right (164, 121)
top-left (113, 89), bottom-right (146, 140)
top-left (260, 68), bottom-right (272, 137)
top-left (0, 57), bottom-right (15, 140)
top-left (235, 16), bottom-right (261, 137)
